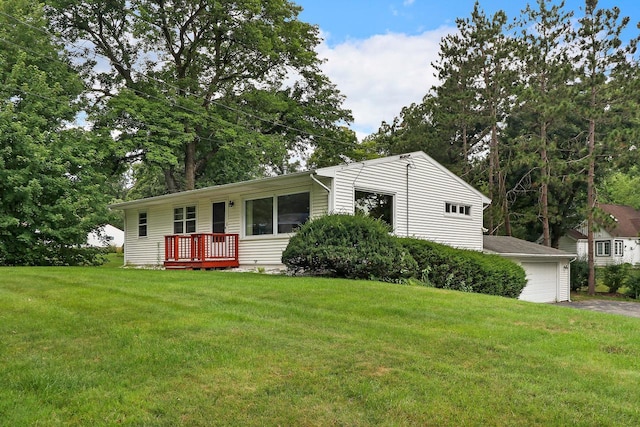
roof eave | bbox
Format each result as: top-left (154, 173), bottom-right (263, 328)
top-left (485, 251), bottom-right (577, 260)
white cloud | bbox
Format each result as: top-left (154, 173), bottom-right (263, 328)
top-left (317, 27), bottom-right (454, 140)
top-left (403, 0), bottom-right (415, 6)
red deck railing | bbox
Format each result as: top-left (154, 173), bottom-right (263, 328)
top-left (164, 233), bottom-right (239, 269)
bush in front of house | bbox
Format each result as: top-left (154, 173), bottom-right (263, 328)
top-left (570, 257), bottom-right (589, 291)
top-left (602, 263), bottom-right (631, 294)
top-left (398, 237), bottom-right (527, 298)
top-left (281, 213), bottom-right (417, 281)
top-left (625, 269), bottom-right (640, 299)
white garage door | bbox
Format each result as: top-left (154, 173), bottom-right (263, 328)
top-left (519, 262), bottom-right (558, 303)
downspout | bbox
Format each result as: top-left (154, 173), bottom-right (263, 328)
top-left (406, 163), bottom-right (411, 236)
top-left (567, 256), bottom-right (577, 302)
top-left (400, 154), bottom-right (414, 237)
top-left (311, 173), bottom-right (332, 213)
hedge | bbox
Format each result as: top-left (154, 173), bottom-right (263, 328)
top-left (399, 237), bottom-right (527, 298)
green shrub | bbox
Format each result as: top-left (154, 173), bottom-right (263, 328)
top-left (570, 257), bottom-right (589, 291)
top-left (602, 263), bottom-right (630, 294)
top-left (282, 214), bottom-right (417, 281)
top-left (625, 269), bottom-right (640, 299)
top-left (399, 238), bottom-right (527, 298)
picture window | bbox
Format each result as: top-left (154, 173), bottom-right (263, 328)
top-left (354, 190), bottom-right (394, 226)
top-left (245, 192), bottom-right (310, 236)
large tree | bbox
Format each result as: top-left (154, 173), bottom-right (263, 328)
top-left (46, 0), bottom-right (353, 194)
top-left (510, 0), bottom-right (581, 247)
top-left (575, 0), bottom-right (638, 295)
top-left (0, 0), bottom-right (113, 265)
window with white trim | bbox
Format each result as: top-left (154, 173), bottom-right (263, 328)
top-left (614, 240), bottom-right (624, 257)
top-left (174, 206), bottom-right (196, 234)
top-left (138, 212), bottom-right (147, 237)
top-left (596, 240), bottom-right (611, 257)
top-left (355, 190), bottom-right (393, 226)
top-left (245, 192), bottom-right (310, 236)
top-left (445, 202), bottom-right (471, 216)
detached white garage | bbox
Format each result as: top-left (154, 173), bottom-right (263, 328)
top-left (483, 236), bottom-right (575, 303)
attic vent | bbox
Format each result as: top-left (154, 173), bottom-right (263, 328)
top-left (610, 214), bottom-right (618, 222)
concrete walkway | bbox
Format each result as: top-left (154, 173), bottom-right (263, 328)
top-left (558, 300), bottom-right (640, 318)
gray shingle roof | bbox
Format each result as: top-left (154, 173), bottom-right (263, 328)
top-left (483, 235), bottom-right (574, 257)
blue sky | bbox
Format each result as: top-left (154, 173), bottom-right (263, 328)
top-left (294, 0), bottom-right (640, 139)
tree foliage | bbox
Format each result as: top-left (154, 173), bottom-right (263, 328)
top-left (0, 0), bottom-right (113, 265)
top-left (46, 0), bottom-right (354, 195)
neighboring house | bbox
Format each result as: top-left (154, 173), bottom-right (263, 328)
top-left (109, 151), bottom-right (573, 303)
top-left (483, 236), bottom-right (574, 303)
top-left (87, 224), bottom-right (124, 248)
top-left (559, 204), bottom-right (640, 266)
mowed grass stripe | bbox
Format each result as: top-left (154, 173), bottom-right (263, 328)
top-left (1, 267), bottom-right (639, 426)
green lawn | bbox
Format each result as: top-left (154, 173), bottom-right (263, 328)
top-left (1, 268), bottom-right (640, 426)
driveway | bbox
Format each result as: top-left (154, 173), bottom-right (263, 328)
top-left (559, 300), bottom-right (640, 318)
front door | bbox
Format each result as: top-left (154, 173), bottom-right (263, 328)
top-left (212, 201), bottom-right (226, 233)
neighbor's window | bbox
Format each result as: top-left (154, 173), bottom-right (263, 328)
top-left (138, 212), bottom-right (147, 237)
top-left (355, 190), bottom-right (393, 226)
top-left (596, 240), bottom-right (611, 257)
top-left (278, 192), bottom-right (310, 233)
top-left (445, 202), bottom-right (471, 216)
top-left (174, 206), bottom-right (196, 234)
top-left (614, 240), bottom-right (624, 257)
top-left (245, 192), bottom-right (310, 236)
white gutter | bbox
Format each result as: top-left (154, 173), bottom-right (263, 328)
top-left (311, 173), bottom-right (333, 212)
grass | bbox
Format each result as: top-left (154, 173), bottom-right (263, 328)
top-left (100, 252), bottom-right (124, 268)
top-left (1, 268), bottom-right (640, 426)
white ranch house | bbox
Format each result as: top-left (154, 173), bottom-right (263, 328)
top-left (111, 151), bottom-right (575, 303)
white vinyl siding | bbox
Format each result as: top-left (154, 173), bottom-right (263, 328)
top-left (311, 177), bottom-right (330, 217)
top-left (558, 259), bottom-right (570, 302)
top-left (329, 155), bottom-right (485, 250)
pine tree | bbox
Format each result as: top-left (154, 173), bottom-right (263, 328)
top-left (575, 0), bottom-right (637, 295)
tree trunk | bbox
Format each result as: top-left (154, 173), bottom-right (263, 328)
top-left (164, 168), bottom-right (178, 193)
top-left (488, 124), bottom-right (498, 234)
top-left (541, 122), bottom-right (551, 247)
top-left (587, 117), bottom-right (596, 296)
top-left (185, 140), bottom-right (196, 191)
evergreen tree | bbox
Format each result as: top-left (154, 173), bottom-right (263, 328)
top-left (511, 0), bottom-right (579, 247)
top-left (574, 0), bottom-right (638, 294)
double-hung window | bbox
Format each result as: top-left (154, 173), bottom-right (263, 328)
top-left (174, 206), bottom-right (196, 234)
top-left (245, 192), bottom-right (310, 236)
top-left (596, 240), bottom-right (611, 257)
top-left (614, 240), bottom-right (624, 257)
top-left (138, 212), bottom-right (148, 237)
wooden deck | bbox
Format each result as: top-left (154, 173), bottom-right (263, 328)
top-left (164, 233), bottom-right (239, 270)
